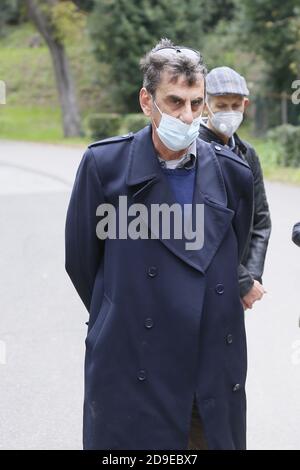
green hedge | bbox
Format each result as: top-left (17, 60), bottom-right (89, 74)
top-left (267, 124), bottom-right (300, 167)
top-left (87, 113), bottom-right (122, 140)
top-left (87, 113), bottom-right (150, 140)
top-left (123, 114), bottom-right (150, 133)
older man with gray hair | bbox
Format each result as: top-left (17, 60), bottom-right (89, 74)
top-left (65, 39), bottom-right (254, 450)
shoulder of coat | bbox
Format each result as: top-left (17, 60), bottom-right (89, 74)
top-left (211, 142), bottom-right (250, 169)
top-left (88, 132), bottom-right (134, 149)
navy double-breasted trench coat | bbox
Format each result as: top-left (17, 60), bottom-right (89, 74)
top-left (65, 124), bottom-right (254, 450)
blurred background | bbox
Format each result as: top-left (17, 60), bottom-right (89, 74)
top-left (0, 0), bottom-right (299, 179)
top-left (0, 0), bottom-right (299, 450)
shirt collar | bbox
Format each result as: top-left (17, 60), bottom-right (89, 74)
top-left (157, 139), bottom-right (197, 170)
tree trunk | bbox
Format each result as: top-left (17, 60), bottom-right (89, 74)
top-left (25, 0), bottom-right (82, 137)
top-left (48, 41), bottom-right (82, 137)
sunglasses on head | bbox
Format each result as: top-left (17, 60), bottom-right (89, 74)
top-left (152, 45), bottom-right (200, 60)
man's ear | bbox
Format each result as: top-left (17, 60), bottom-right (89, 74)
top-left (244, 97), bottom-right (250, 109)
top-left (139, 88), bottom-right (152, 117)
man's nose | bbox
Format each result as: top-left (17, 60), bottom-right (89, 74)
top-left (180, 105), bottom-right (194, 124)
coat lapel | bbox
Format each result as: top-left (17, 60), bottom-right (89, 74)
top-left (126, 125), bottom-right (234, 273)
top-left (191, 139), bottom-right (234, 272)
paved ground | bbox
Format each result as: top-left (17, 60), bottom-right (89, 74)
top-left (0, 140), bottom-right (299, 449)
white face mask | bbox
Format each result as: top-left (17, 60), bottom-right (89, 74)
top-left (152, 99), bottom-right (203, 151)
top-left (207, 102), bottom-right (243, 138)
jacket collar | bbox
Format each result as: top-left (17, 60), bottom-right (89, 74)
top-left (199, 123), bottom-right (248, 155)
top-left (126, 124), bottom-right (234, 274)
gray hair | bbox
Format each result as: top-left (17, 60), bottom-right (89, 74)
top-left (140, 38), bottom-right (207, 97)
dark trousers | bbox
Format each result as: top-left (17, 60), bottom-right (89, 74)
top-left (187, 399), bottom-right (208, 450)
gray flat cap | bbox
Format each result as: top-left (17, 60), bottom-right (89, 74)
top-left (206, 66), bottom-right (249, 96)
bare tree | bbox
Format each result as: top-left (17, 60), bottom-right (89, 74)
top-left (25, 0), bottom-right (82, 137)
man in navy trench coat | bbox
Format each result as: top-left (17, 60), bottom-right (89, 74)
top-left (65, 39), bottom-right (254, 450)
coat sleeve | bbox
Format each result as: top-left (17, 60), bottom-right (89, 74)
top-left (238, 264), bottom-right (254, 298)
top-left (241, 146), bottom-right (272, 283)
top-left (292, 222), bottom-right (300, 247)
top-left (231, 167), bottom-right (254, 275)
top-left (65, 147), bottom-right (105, 312)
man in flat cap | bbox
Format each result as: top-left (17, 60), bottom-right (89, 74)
top-left (199, 66), bottom-right (271, 310)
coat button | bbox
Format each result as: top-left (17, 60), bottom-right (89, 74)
top-left (226, 334), bottom-right (233, 344)
top-left (147, 266), bottom-right (158, 278)
top-left (215, 283), bottom-right (224, 294)
top-left (144, 318), bottom-right (154, 329)
top-left (232, 383), bottom-right (241, 392)
top-left (215, 145), bottom-right (222, 151)
top-left (138, 369), bottom-right (147, 381)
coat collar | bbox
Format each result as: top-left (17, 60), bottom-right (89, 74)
top-left (126, 124), bottom-right (234, 274)
top-left (199, 123), bottom-right (248, 156)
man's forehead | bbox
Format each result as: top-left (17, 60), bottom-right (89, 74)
top-left (157, 71), bottom-right (205, 97)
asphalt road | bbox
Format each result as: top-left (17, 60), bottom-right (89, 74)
top-left (0, 140), bottom-right (299, 449)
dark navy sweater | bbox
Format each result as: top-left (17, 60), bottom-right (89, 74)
top-left (161, 166), bottom-right (196, 208)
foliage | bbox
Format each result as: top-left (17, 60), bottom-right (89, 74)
top-left (123, 113), bottom-right (149, 133)
top-left (0, 0), bottom-right (23, 35)
top-left (87, 112), bottom-right (150, 139)
top-left (2, 0), bottom-right (300, 136)
top-left (88, 0), bottom-right (204, 112)
top-left (236, 0), bottom-right (300, 93)
top-left (196, 0), bottom-right (236, 32)
top-left (0, 23), bottom-right (109, 112)
top-left (71, 0), bottom-right (95, 12)
top-left (267, 124), bottom-right (300, 167)
top-left (50, 1), bottom-right (86, 44)
top-left (87, 113), bottom-right (122, 139)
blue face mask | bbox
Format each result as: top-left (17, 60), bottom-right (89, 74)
top-left (152, 99), bottom-right (203, 151)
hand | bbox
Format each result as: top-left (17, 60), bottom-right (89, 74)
top-left (242, 280), bottom-right (266, 310)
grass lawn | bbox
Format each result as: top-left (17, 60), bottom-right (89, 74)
top-left (0, 105), bottom-right (89, 146)
top-left (0, 23), bottom-right (108, 147)
top-left (239, 128), bottom-right (300, 185)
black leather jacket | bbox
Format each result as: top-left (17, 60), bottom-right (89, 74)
top-left (292, 222), bottom-right (300, 246)
top-left (199, 124), bottom-right (272, 297)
